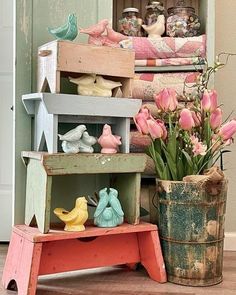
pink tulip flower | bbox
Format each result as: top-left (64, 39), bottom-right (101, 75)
top-left (147, 118), bottom-right (163, 139)
top-left (210, 108), bottom-right (222, 130)
top-left (201, 90), bottom-right (218, 112)
top-left (219, 120), bottom-right (236, 141)
top-left (154, 88), bottom-right (178, 112)
top-left (179, 108), bottom-right (195, 131)
top-left (134, 107), bottom-right (150, 135)
top-left (191, 111), bottom-right (201, 127)
top-left (156, 119), bottom-right (168, 140)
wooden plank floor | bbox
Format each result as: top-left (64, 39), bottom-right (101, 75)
top-left (0, 243), bottom-right (235, 295)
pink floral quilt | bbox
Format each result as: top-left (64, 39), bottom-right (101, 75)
top-left (132, 72), bottom-right (198, 100)
top-left (135, 57), bottom-right (205, 67)
top-left (120, 35), bottom-right (206, 60)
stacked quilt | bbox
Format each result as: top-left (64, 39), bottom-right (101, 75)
top-left (120, 35), bottom-right (206, 67)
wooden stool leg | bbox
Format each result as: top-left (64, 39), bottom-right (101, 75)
top-left (2, 231), bottom-right (42, 295)
top-left (137, 230), bottom-right (167, 283)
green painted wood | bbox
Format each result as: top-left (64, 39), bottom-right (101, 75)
top-left (23, 152), bottom-right (147, 233)
top-left (14, 0), bottom-right (33, 224)
top-left (112, 173), bottom-right (141, 225)
top-left (22, 152), bottom-right (147, 175)
top-left (156, 179), bottom-right (228, 286)
top-left (25, 159), bottom-right (52, 233)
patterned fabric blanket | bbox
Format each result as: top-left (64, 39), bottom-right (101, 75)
top-left (132, 72), bottom-right (198, 100)
top-left (120, 35), bottom-right (206, 60)
top-left (135, 57), bottom-right (205, 67)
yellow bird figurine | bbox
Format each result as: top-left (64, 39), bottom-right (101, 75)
top-left (54, 197), bottom-right (88, 231)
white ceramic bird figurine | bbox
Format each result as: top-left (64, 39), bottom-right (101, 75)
top-left (94, 75), bottom-right (122, 97)
top-left (61, 140), bottom-right (80, 154)
top-left (58, 125), bottom-right (87, 142)
top-left (98, 124), bottom-right (122, 154)
top-left (80, 19), bottom-right (109, 37)
top-left (78, 131), bottom-right (97, 153)
top-left (106, 27), bottom-right (129, 43)
top-left (142, 15), bottom-right (165, 38)
top-left (69, 75), bottom-right (96, 96)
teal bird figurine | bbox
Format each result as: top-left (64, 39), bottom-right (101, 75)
top-left (48, 13), bottom-right (78, 41)
top-left (94, 188), bottom-right (124, 228)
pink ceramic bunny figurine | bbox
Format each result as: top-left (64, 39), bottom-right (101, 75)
top-left (98, 124), bottom-right (122, 154)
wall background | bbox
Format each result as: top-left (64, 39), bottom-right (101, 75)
top-left (215, 1), bottom-right (236, 238)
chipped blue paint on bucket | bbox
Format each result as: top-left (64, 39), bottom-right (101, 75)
top-left (156, 179), bottom-right (227, 286)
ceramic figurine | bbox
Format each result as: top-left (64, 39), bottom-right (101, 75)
top-left (69, 74), bottom-right (122, 97)
top-left (69, 74), bottom-right (96, 96)
top-left (54, 197), bottom-right (88, 231)
top-left (106, 27), bottom-right (129, 43)
top-left (142, 14), bottom-right (165, 38)
top-left (80, 19), bottom-right (109, 37)
top-left (93, 76), bottom-right (122, 97)
top-left (58, 124), bottom-right (87, 142)
top-left (78, 131), bottom-right (97, 153)
top-left (58, 125), bottom-right (96, 154)
top-left (94, 188), bottom-right (124, 227)
top-left (98, 124), bottom-right (121, 153)
top-left (61, 140), bottom-right (80, 154)
top-left (48, 13), bottom-right (78, 41)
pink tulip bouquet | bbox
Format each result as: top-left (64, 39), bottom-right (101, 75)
top-left (134, 54), bottom-right (236, 181)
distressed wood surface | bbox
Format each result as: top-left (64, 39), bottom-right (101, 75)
top-left (2, 223), bottom-right (166, 294)
top-left (22, 93), bottom-right (141, 153)
top-left (25, 158), bottom-right (52, 234)
top-left (22, 152), bottom-right (147, 175)
top-left (37, 41), bottom-right (134, 94)
top-left (112, 173), bottom-right (141, 225)
top-left (38, 233), bottom-right (141, 275)
top-left (22, 152), bottom-right (147, 233)
top-left (138, 230), bottom-right (167, 283)
top-left (157, 179), bottom-right (227, 286)
top-left (22, 93), bottom-right (142, 117)
top-left (13, 222), bottom-right (157, 242)
top-left (2, 231), bottom-right (42, 295)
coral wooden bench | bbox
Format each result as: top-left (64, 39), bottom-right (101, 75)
top-left (2, 223), bottom-right (167, 295)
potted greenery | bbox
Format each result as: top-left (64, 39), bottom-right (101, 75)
top-left (134, 54), bottom-right (236, 286)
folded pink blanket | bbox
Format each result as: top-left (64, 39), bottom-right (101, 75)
top-left (120, 35), bottom-right (206, 60)
top-left (135, 57), bottom-right (204, 67)
top-left (132, 72), bottom-right (198, 100)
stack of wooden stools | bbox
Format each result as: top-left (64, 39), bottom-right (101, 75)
top-left (2, 41), bottom-right (166, 295)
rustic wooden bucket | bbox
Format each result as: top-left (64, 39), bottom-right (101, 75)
top-left (156, 179), bottom-right (228, 286)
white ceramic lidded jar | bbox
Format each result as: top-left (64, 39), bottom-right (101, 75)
top-left (118, 7), bottom-right (143, 37)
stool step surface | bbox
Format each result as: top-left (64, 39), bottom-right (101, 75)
top-left (14, 222), bottom-right (157, 242)
top-left (22, 151), bottom-right (147, 175)
top-left (2, 222), bottom-right (166, 295)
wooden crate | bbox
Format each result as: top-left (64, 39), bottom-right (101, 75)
top-left (37, 40), bottom-right (135, 97)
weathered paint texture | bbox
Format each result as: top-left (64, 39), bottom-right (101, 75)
top-left (156, 179), bottom-right (228, 286)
